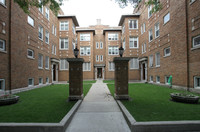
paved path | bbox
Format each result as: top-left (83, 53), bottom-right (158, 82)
top-left (66, 79), bottom-right (130, 132)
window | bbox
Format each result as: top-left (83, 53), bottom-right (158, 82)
top-left (165, 76), bottom-right (170, 84)
top-left (52, 25), bottom-right (54, 34)
top-left (149, 55), bottom-right (153, 67)
top-left (28, 78), bottom-right (34, 86)
top-left (156, 76), bottom-right (160, 83)
top-left (0, 79), bottom-right (5, 91)
top-left (142, 43), bottom-right (146, 54)
top-left (38, 0), bottom-right (43, 13)
top-left (60, 21), bottom-right (69, 31)
top-left (46, 77), bottom-right (49, 84)
top-left (155, 23), bottom-right (160, 38)
top-left (100, 42), bottom-right (103, 49)
top-left (194, 76), bottom-right (200, 88)
top-left (60, 38), bottom-right (68, 50)
top-left (52, 45), bottom-right (54, 54)
top-left (149, 29), bottom-right (153, 42)
top-left (72, 39), bottom-right (75, 50)
top-left (27, 16), bottom-right (34, 27)
top-left (150, 76), bottom-right (153, 83)
top-left (123, 38), bottom-right (126, 50)
top-left (38, 54), bottom-right (43, 69)
top-left (164, 47), bottom-right (171, 57)
top-left (96, 42), bottom-right (99, 49)
top-left (38, 25), bottom-right (43, 40)
top-left (80, 34), bottom-right (90, 41)
top-left (52, 44), bottom-right (57, 55)
top-left (55, 26), bottom-right (57, 36)
top-left (190, 0), bottom-right (196, 4)
top-left (100, 55), bottom-right (103, 62)
top-left (148, 6), bottom-right (153, 18)
top-left (45, 7), bottom-right (49, 20)
top-left (80, 46), bottom-right (91, 56)
top-left (155, 52), bottom-right (160, 67)
top-left (108, 46), bottom-right (119, 55)
top-left (60, 59), bottom-right (69, 70)
top-left (141, 25), bottom-right (143, 34)
top-left (45, 56), bottom-right (49, 69)
top-left (0, 0), bottom-right (5, 5)
top-left (164, 13), bottom-right (170, 24)
top-left (72, 23), bottom-right (75, 34)
top-left (129, 37), bottom-right (138, 48)
top-left (83, 62), bottom-right (91, 71)
top-left (193, 35), bottom-right (200, 48)
top-left (122, 24), bottom-right (125, 34)
top-left (129, 20), bottom-right (138, 29)
top-left (108, 33), bottom-right (118, 41)
top-left (109, 62), bottom-right (115, 71)
top-left (143, 23), bottom-right (146, 32)
top-left (45, 30), bottom-right (49, 44)
top-left (39, 78), bottom-right (43, 85)
top-left (130, 58), bottom-right (139, 69)
top-left (27, 49), bottom-right (34, 59)
top-left (96, 55), bottom-right (99, 62)
top-left (0, 39), bottom-right (5, 51)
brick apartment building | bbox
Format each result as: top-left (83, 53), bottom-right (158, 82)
top-left (0, 0), bottom-right (200, 94)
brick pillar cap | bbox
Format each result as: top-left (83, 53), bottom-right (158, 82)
top-left (113, 57), bottom-right (131, 62)
top-left (67, 58), bottom-right (84, 62)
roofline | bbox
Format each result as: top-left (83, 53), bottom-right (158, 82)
top-left (118, 14), bottom-right (140, 26)
top-left (103, 28), bottom-right (122, 35)
top-left (58, 15), bottom-right (79, 26)
top-left (76, 29), bottom-right (95, 35)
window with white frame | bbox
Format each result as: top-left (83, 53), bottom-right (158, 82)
top-left (129, 37), bottom-right (138, 48)
top-left (39, 77), bottom-right (43, 85)
top-left (130, 58), bottom-right (139, 69)
top-left (38, 53), bottom-right (43, 69)
top-left (45, 7), bottom-right (49, 20)
top-left (96, 42), bottom-right (99, 49)
top-left (27, 49), bottom-right (34, 59)
top-left (60, 38), bottom-right (68, 50)
top-left (28, 78), bottom-right (34, 86)
top-left (156, 76), bottom-right (160, 83)
top-left (52, 45), bottom-right (54, 54)
top-left (141, 25), bottom-right (143, 34)
top-left (83, 62), bottom-right (91, 71)
top-left (0, 0), bottom-right (5, 5)
top-left (72, 39), bottom-right (75, 50)
top-left (60, 59), bottom-right (69, 70)
top-left (0, 39), bottom-right (5, 51)
top-left (190, 0), bottom-right (196, 4)
top-left (122, 24), bottom-right (125, 34)
top-left (45, 56), bottom-right (49, 69)
top-left (45, 30), bottom-right (49, 44)
top-left (143, 23), bottom-right (146, 32)
top-left (194, 76), bottom-right (200, 88)
top-left (129, 20), bottom-right (138, 29)
top-left (164, 13), bottom-right (170, 24)
top-left (108, 33), bottom-right (118, 41)
top-left (60, 21), bottom-right (69, 31)
top-left (165, 76), bottom-right (170, 84)
top-left (155, 23), bottom-right (160, 38)
top-left (148, 6), bottom-right (153, 18)
top-left (0, 79), bottom-right (5, 91)
top-left (55, 26), bottom-right (56, 36)
top-left (80, 46), bottom-right (91, 56)
top-left (54, 46), bottom-right (56, 55)
top-left (100, 55), bottom-right (103, 62)
top-left (52, 44), bottom-right (57, 55)
top-left (38, 0), bottom-right (43, 13)
top-left (150, 76), bottom-right (153, 82)
top-left (109, 62), bottom-right (115, 71)
top-left (164, 47), bottom-right (171, 57)
top-left (27, 16), bottom-right (34, 27)
top-left (193, 35), bottom-right (200, 48)
top-left (38, 25), bottom-right (43, 40)
top-left (149, 55), bottom-right (153, 67)
top-left (72, 23), bottom-right (75, 34)
top-left (108, 46), bottom-right (119, 55)
top-left (80, 34), bottom-right (90, 41)
top-left (155, 52), bottom-right (160, 67)
top-left (96, 55), bottom-right (99, 62)
top-left (149, 29), bottom-right (153, 42)
top-left (46, 77), bottom-right (49, 84)
top-left (123, 38), bottom-right (126, 50)
top-left (52, 25), bottom-right (54, 34)
top-left (100, 42), bottom-right (103, 49)
top-left (142, 43), bottom-right (146, 54)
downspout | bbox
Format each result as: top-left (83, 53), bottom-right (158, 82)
top-left (8, 0), bottom-right (12, 94)
top-left (185, 0), bottom-right (189, 91)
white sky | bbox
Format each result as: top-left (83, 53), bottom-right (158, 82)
top-left (60, 0), bottom-right (134, 27)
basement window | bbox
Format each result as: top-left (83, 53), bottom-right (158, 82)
top-left (150, 76), bottom-right (153, 83)
top-left (0, 39), bottom-right (6, 51)
top-left (0, 79), bottom-right (5, 91)
top-left (194, 76), bottom-right (200, 89)
top-left (156, 76), bottom-right (160, 83)
top-left (39, 78), bottom-right (43, 85)
top-left (193, 35), bottom-right (200, 48)
top-left (28, 78), bottom-right (34, 87)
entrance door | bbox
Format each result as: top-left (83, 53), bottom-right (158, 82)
top-left (97, 68), bottom-right (102, 78)
top-left (53, 64), bottom-right (56, 81)
top-left (142, 63), bottom-right (146, 80)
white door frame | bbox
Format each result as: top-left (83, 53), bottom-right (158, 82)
top-left (140, 61), bottom-right (147, 82)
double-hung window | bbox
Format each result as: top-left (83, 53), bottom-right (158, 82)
top-left (45, 56), bottom-right (49, 69)
top-left (80, 34), bottom-right (90, 41)
top-left (60, 21), bottom-right (69, 31)
top-left (155, 23), bottom-right (160, 38)
top-left (38, 25), bottom-right (43, 40)
top-left (129, 20), bottom-right (138, 29)
top-left (28, 78), bottom-right (34, 86)
top-left (0, 39), bottom-right (5, 51)
top-left (150, 76), bottom-right (153, 83)
top-left (149, 55), bottom-right (153, 67)
top-left (46, 78), bottom-right (49, 84)
top-left (130, 58), bottom-right (139, 69)
top-left (83, 62), bottom-right (91, 71)
top-left (156, 76), bottom-right (160, 83)
top-left (100, 55), bottom-right (103, 62)
top-left (142, 43), bottom-right (146, 54)
top-left (38, 54), bottom-right (43, 69)
top-left (149, 29), bottom-right (153, 42)
top-left (60, 59), bottom-right (69, 70)
top-left (80, 46), bottom-right (91, 56)
top-left (100, 42), bottom-right (103, 49)
top-left (143, 23), bottom-right (146, 32)
top-left (60, 38), bottom-right (68, 50)
top-left (39, 78), bottom-right (43, 85)
top-left (52, 25), bottom-right (54, 34)
top-left (27, 49), bottom-right (34, 59)
top-left (129, 37), bottom-right (138, 48)
top-left (96, 42), bottom-right (99, 49)
top-left (193, 35), bottom-right (200, 48)
top-left (27, 16), bottom-right (34, 27)
top-left (108, 46), bottom-right (119, 55)
top-left (164, 13), bottom-right (170, 24)
top-left (155, 52), bottom-right (160, 67)
top-left (38, 0), bottom-right (43, 13)
top-left (148, 6), bottom-right (153, 18)
top-left (194, 76), bottom-right (200, 88)
top-left (45, 7), bottom-right (49, 20)
top-left (108, 33), bottom-right (118, 41)
top-left (96, 55), bottom-right (99, 62)
top-left (109, 62), bottom-right (115, 71)
top-left (45, 30), bottom-right (49, 44)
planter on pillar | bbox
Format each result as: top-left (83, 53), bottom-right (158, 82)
top-left (67, 58), bottom-right (84, 101)
top-left (113, 57), bottom-right (131, 100)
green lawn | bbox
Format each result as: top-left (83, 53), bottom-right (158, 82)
top-left (0, 84), bottom-right (91, 123)
top-left (83, 80), bottom-right (96, 84)
top-left (103, 80), bottom-right (114, 84)
top-left (107, 83), bottom-right (200, 122)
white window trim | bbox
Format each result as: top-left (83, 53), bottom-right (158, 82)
top-left (100, 55), bottom-right (103, 62)
top-left (0, 79), bottom-right (5, 91)
top-left (45, 30), bottom-right (49, 44)
top-left (194, 76), bottom-right (200, 89)
top-left (60, 21), bottom-right (69, 31)
top-left (129, 37), bottom-right (139, 49)
top-left (164, 47), bottom-right (171, 57)
top-left (100, 42), bottom-right (103, 49)
top-left (149, 55), bottom-right (153, 68)
top-left (149, 29), bottom-right (153, 42)
top-left (38, 25), bottom-right (43, 41)
top-left (130, 58), bottom-right (139, 69)
top-left (155, 52), bottom-right (160, 67)
top-left (80, 34), bottom-right (91, 41)
top-left (59, 38), bottom-right (69, 50)
top-left (155, 23), bottom-right (160, 38)
top-left (27, 49), bottom-right (34, 59)
top-left (129, 19), bottom-right (138, 29)
top-left (38, 54), bottom-right (43, 69)
top-left (0, 39), bottom-right (6, 51)
top-left (60, 59), bottom-right (69, 70)
top-left (0, 0), bottom-right (5, 5)
top-left (150, 76), bottom-right (153, 83)
top-left (143, 23), bottom-right (146, 32)
top-left (165, 76), bottom-right (170, 85)
top-left (83, 62), bottom-right (91, 71)
top-left (190, 0), bottom-right (196, 5)
top-left (96, 42), bottom-right (99, 49)
top-left (80, 46), bottom-right (91, 56)
top-left (38, 0), bottom-right (43, 13)
top-left (192, 34), bottom-right (200, 48)
top-left (148, 6), bottom-right (153, 19)
top-left (52, 25), bottom-right (54, 34)
top-left (39, 77), bottom-right (43, 85)
top-left (108, 46), bottom-right (119, 55)
top-left (45, 7), bottom-right (49, 20)
top-left (164, 12), bottom-right (170, 25)
top-left (27, 16), bottom-right (34, 27)
top-left (45, 56), bottom-right (49, 69)
top-left (28, 78), bottom-right (34, 87)
top-left (46, 77), bottom-right (49, 84)
top-left (55, 27), bottom-right (57, 36)
top-left (96, 55), bottom-right (99, 62)
top-left (156, 76), bottom-right (160, 83)
top-left (108, 33), bottom-right (118, 41)
top-left (109, 62), bottom-right (115, 71)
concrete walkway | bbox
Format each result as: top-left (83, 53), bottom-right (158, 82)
top-left (66, 79), bottom-right (130, 132)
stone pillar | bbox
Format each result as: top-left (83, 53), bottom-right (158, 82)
top-left (113, 57), bottom-right (130, 100)
top-left (67, 58), bottom-right (84, 101)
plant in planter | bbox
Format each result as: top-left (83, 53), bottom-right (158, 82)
top-left (0, 94), bottom-right (20, 106)
top-left (170, 92), bottom-right (199, 104)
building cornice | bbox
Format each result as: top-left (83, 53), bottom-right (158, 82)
top-left (118, 14), bottom-right (140, 26)
top-left (58, 15), bottom-right (79, 26)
